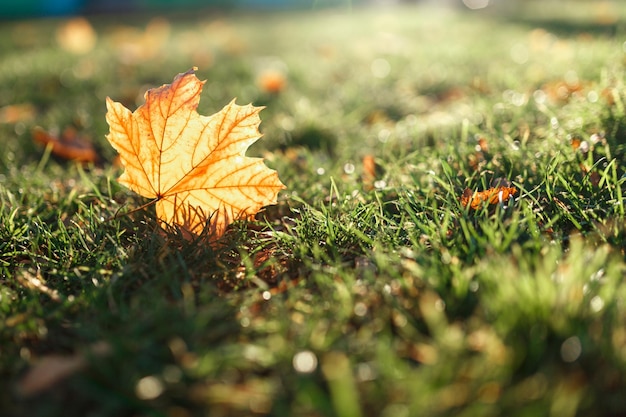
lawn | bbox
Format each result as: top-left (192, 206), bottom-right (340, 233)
top-left (1, 1), bottom-right (626, 416)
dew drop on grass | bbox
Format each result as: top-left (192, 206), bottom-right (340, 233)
top-left (590, 133), bottom-right (602, 144)
top-left (551, 117), bottom-right (559, 129)
top-left (463, 0), bottom-right (489, 10)
top-left (560, 336), bottom-right (582, 363)
top-left (374, 180), bottom-right (387, 189)
top-left (14, 123), bottom-right (26, 135)
top-left (371, 58), bottom-right (391, 79)
top-left (533, 89), bottom-right (546, 104)
top-left (343, 162), bottom-right (355, 175)
top-left (262, 290), bottom-right (271, 300)
top-left (20, 347), bottom-right (31, 360)
top-left (564, 70), bottom-right (578, 86)
top-left (354, 302), bottom-right (368, 317)
top-left (393, 311), bottom-right (407, 327)
top-left (510, 43), bottom-right (528, 64)
top-left (168, 337), bottom-right (188, 358)
top-left (135, 376), bottom-right (164, 400)
top-left (279, 116), bottom-right (295, 131)
top-left (356, 362), bottom-right (376, 382)
top-left (590, 296), bottom-right (604, 313)
top-left (291, 312), bottom-right (304, 325)
top-left (511, 92), bottom-right (527, 107)
top-left (587, 90), bottom-right (599, 103)
top-left (292, 350), bottom-right (317, 374)
top-left (378, 129), bottom-right (390, 143)
top-left (590, 268), bottom-right (605, 281)
top-left (316, 167), bottom-right (325, 175)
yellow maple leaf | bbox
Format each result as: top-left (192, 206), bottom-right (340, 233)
top-left (105, 68), bottom-right (285, 239)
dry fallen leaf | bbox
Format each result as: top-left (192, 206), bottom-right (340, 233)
top-left (257, 69), bottom-right (287, 94)
top-left (32, 126), bottom-right (99, 164)
top-left (362, 154), bottom-right (377, 186)
top-left (105, 68), bottom-right (285, 239)
top-left (541, 79), bottom-right (587, 104)
top-left (460, 186), bottom-right (517, 210)
top-left (18, 342), bottom-right (111, 397)
top-left (0, 103), bottom-right (36, 124)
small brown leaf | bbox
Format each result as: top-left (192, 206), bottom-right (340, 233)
top-left (17, 342), bottom-right (111, 397)
top-left (257, 69), bottom-right (287, 94)
top-left (0, 103), bottom-right (36, 124)
top-left (362, 154), bottom-right (377, 188)
top-left (32, 126), bottom-right (99, 163)
top-left (477, 136), bottom-right (489, 153)
top-left (460, 186), bottom-right (517, 210)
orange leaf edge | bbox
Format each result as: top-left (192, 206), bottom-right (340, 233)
top-left (460, 186), bottom-right (517, 209)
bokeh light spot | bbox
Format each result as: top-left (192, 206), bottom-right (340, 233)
top-left (560, 336), bottom-right (582, 363)
top-left (371, 58), bottom-right (391, 79)
top-left (462, 0), bottom-right (490, 10)
top-left (135, 376), bottom-right (164, 400)
top-left (354, 302), bottom-right (368, 317)
top-left (293, 350), bottom-right (318, 374)
top-left (590, 295), bottom-right (604, 313)
top-left (510, 43), bottom-right (528, 64)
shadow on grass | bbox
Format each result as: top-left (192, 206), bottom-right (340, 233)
top-left (2, 217), bottom-right (251, 417)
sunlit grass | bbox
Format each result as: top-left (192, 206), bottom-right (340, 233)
top-left (1, 2), bottom-right (626, 416)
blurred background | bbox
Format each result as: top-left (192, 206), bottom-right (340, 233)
top-left (0, 0), bottom-right (622, 19)
top-left (0, 0), bottom-right (619, 164)
top-left (2, 0), bottom-right (368, 18)
top-left (2, 0), bottom-right (612, 19)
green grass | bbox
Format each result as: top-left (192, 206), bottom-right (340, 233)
top-left (2, 2), bottom-right (626, 416)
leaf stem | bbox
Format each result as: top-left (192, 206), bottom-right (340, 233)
top-left (104, 198), bottom-right (159, 222)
